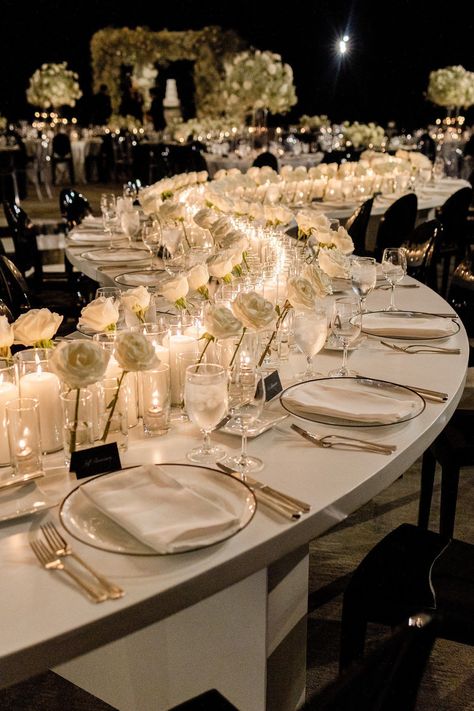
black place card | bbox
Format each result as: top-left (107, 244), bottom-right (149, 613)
top-left (264, 370), bottom-right (283, 402)
top-left (70, 443), bottom-right (121, 479)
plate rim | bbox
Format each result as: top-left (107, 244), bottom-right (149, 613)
top-left (114, 268), bottom-right (166, 287)
top-left (79, 247), bottom-right (151, 263)
top-left (360, 310), bottom-right (460, 341)
top-left (279, 375), bottom-right (426, 428)
top-left (59, 463), bottom-right (257, 556)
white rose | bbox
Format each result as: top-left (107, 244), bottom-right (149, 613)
top-left (318, 249), bottom-right (350, 278)
top-left (332, 226), bottom-right (354, 255)
top-left (232, 292), bottom-right (276, 331)
top-left (159, 202), bottom-right (185, 223)
top-left (287, 276), bottom-right (318, 310)
top-left (302, 263), bottom-right (333, 298)
top-left (13, 308), bottom-right (63, 346)
top-left (193, 208), bottom-right (217, 230)
top-left (207, 252), bottom-right (234, 279)
top-left (0, 316), bottom-right (14, 348)
top-left (78, 297), bottom-right (120, 333)
top-left (220, 231), bottom-right (249, 253)
top-left (187, 263), bottom-right (210, 291)
top-left (49, 340), bottom-right (110, 389)
top-left (246, 166), bottom-right (261, 181)
top-left (197, 171), bottom-right (208, 183)
top-left (160, 274), bottom-right (189, 303)
top-left (209, 215), bottom-right (233, 240)
top-left (204, 306), bottom-right (243, 340)
top-left (121, 286), bottom-right (151, 321)
top-left (115, 331), bottom-right (159, 372)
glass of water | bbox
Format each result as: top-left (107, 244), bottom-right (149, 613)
top-left (184, 363), bottom-right (228, 465)
top-left (381, 248), bottom-right (407, 312)
top-left (350, 256), bottom-right (377, 312)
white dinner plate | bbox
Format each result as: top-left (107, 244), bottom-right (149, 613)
top-left (360, 311), bottom-right (460, 341)
top-left (59, 463), bottom-right (256, 555)
top-left (114, 269), bottom-right (167, 288)
top-left (0, 468), bottom-right (69, 523)
top-left (324, 333), bottom-right (367, 351)
top-left (80, 248), bottom-right (150, 263)
top-left (68, 232), bottom-right (127, 246)
top-left (280, 376), bottom-right (425, 427)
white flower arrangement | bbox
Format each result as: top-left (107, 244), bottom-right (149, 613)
top-left (107, 113), bottom-right (143, 132)
top-left (427, 65), bottom-right (474, 109)
top-left (221, 49), bottom-right (297, 117)
top-left (26, 62), bottom-right (82, 109)
top-left (0, 116), bottom-right (7, 131)
top-left (172, 117), bottom-right (245, 144)
top-left (299, 114), bottom-right (330, 131)
top-left (341, 121), bottom-right (386, 149)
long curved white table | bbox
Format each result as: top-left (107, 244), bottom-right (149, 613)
top-left (0, 281), bottom-right (468, 710)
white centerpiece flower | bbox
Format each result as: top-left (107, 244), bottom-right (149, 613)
top-left (13, 309), bottom-right (63, 347)
top-left (287, 276), bottom-right (318, 311)
top-left (232, 292), bottom-right (276, 332)
top-left (0, 316), bottom-right (14, 359)
top-left (121, 286), bottom-right (151, 324)
top-left (160, 274), bottom-right (189, 310)
top-left (78, 297), bottom-right (120, 333)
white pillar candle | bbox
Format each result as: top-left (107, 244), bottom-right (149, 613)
top-left (19, 372), bottom-right (62, 453)
top-left (0, 382), bottom-right (18, 465)
top-left (166, 334), bottom-right (197, 405)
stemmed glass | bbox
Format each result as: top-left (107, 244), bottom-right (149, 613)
top-left (381, 248), bottom-right (407, 312)
top-left (100, 193), bottom-right (117, 249)
top-left (351, 256), bottom-right (377, 313)
top-left (184, 363), bottom-right (228, 465)
top-left (224, 367), bottom-right (266, 474)
top-left (328, 296), bottom-right (362, 377)
top-left (162, 240), bottom-right (187, 275)
top-left (293, 307), bottom-right (328, 380)
top-left (142, 222), bottom-right (162, 269)
top-left (120, 210), bottom-right (141, 243)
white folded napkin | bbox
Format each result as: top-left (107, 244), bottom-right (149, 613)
top-left (362, 313), bottom-right (454, 338)
top-left (69, 231), bottom-right (111, 243)
top-left (82, 215), bottom-right (104, 226)
top-left (83, 249), bottom-right (148, 262)
top-left (81, 465), bottom-right (243, 553)
top-left (285, 380), bottom-right (418, 424)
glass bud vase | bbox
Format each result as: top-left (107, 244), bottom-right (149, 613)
top-left (97, 377), bottom-right (129, 452)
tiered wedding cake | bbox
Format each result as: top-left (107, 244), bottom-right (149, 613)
top-left (163, 79), bottom-right (180, 108)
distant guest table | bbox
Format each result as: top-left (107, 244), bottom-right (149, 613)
top-left (204, 151), bottom-right (324, 177)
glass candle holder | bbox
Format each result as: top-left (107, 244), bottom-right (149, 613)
top-left (141, 364), bottom-right (171, 437)
top-left (14, 348), bottom-right (62, 454)
top-left (6, 398), bottom-right (43, 477)
top-left (0, 363), bottom-right (18, 467)
top-left (163, 322), bottom-right (198, 407)
top-left (60, 389), bottom-right (94, 466)
top-left (93, 332), bottom-right (138, 428)
top-left (97, 377), bottom-right (129, 452)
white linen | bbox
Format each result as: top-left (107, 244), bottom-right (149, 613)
top-left (68, 231), bottom-right (113, 244)
top-left (81, 248), bottom-right (149, 262)
top-left (284, 380), bottom-right (419, 424)
top-left (362, 313), bottom-right (455, 338)
top-left (81, 465), bottom-right (242, 553)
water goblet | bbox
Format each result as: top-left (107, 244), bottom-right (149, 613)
top-left (142, 222), bottom-right (161, 269)
top-left (120, 210), bottom-right (141, 243)
top-left (100, 193), bottom-right (117, 249)
top-left (350, 256), bottom-right (377, 312)
top-left (162, 240), bottom-right (187, 276)
top-left (293, 308), bottom-right (328, 380)
top-left (223, 367), bottom-right (266, 475)
top-left (328, 296), bottom-right (362, 377)
top-left (381, 247), bottom-right (407, 311)
top-left (184, 363), bottom-right (228, 465)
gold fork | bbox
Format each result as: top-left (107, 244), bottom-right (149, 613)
top-left (30, 539), bottom-right (108, 603)
top-left (380, 341), bottom-right (460, 354)
top-left (290, 424), bottom-right (396, 454)
top-left (40, 522), bottom-right (124, 599)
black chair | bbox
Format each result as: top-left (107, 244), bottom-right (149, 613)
top-left (2, 200), bottom-right (44, 289)
top-left (0, 151), bottom-right (20, 205)
top-left (401, 219), bottom-right (442, 285)
top-left (133, 142), bottom-right (169, 185)
top-left (344, 197), bottom-right (374, 255)
top-left (51, 132), bottom-right (75, 185)
top-left (339, 524), bottom-right (474, 671)
top-left (252, 151), bottom-right (278, 171)
top-left (417, 258), bottom-right (474, 539)
top-left (169, 613), bottom-right (436, 711)
top-left (165, 143), bottom-right (208, 175)
top-left (112, 134), bottom-right (134, 182)
top-left (417, 132), bottom-right (436, 162)
top-left (0, 255), bottom-right (32, 318)
top-left (374, 193), bottom-right (418, 262)
top-left (432, 186), bottom-right (473, 296)
top-left (59, 188), bottom-right (92, 229)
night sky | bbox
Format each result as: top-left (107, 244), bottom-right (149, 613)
top-left (1, 0), bottom-right (473, 128)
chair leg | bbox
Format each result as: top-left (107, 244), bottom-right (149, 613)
top-left (439, 464), bottom-right (460, 539)
top-left (418, 448), bottom-right (437, 529)
top-left (339, 590), bottom-right (368, 671)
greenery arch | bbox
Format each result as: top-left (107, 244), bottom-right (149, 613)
top-left (90, 26), bottom-right (246, 117)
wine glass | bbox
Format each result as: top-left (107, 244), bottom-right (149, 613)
top-left (162, 240), bottom-right (187, 275)
top-left (120, 210), bottom-right (141, 243)
top-left (142, 222), bottom-right (161, 269)
top-left (184, 363), bottom-right (228, 465)
top-left (351, 256), bottom-right (377, 312)
top-left (381, 248), bottom-right (407, 312)
top-left (293, 307), bottom-right (328, 380)
top-left (328, 296), bottom-right (362, 377)
top-left (224, 367), bottom-right (266, 474)
top-left (100, 193), bottom-right (117, 249)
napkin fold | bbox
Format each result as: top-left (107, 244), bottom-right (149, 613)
top-left (362, 313), bottom-right (455, 338)
top-left (81, 465), bottom-right (242, 553)
top-left (284, 380), bottom-right (418, 424)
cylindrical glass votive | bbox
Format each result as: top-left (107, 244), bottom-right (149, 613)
top-left (176, 351), bottom-right (200, 422)
top-left (14, 348), bottom-right (62, 453)
top-left (60, 389), bottom-right (93, 466)
top-left (97, 377), bottom-right (129, 451)
top-left (93, 332), bottom-right (138, 428)
top-left (141, 364), bottom-right (171, 437)
top-left (6, 398), bottom-right (43, 477)
top-left (0, 362), bottom-right (18, 466)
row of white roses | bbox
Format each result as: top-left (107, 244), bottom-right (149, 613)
top-left (0, 310), bottom-right (63, 352)
top-left (140, 171), bottom-right (208, 212)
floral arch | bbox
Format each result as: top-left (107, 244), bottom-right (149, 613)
top-left (90, 26), bottom-right (246, 117)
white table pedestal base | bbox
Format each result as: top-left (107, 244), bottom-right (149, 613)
top-left (54, 548), bottom-right (309, 711)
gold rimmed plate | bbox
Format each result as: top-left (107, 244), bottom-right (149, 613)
top-left (59, 463), bottom-right (256, 556)
top-left (80, 247), bottom-right (150, 263)
top-left (114, 269), bottom-right (167, 288)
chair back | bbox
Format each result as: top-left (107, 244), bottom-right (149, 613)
top-left (345, 197), bottom-right (374, 255)
top-left (375, 193), bottom-right (418, 261)
top-left (0, 255), bottom-right (32, 318)
top-left (52, 132), bottom-right (72, 158)
top-left (2, 200), bottom-right (41, 277)
top-left (435, 186), bottom-right (473, 256)
top-left (165, 143), bottom-right (208, 175)
top-left (303, 614), bottom-right (436, 711)
top-left (448, 258), bottom-right (474, 337)
top-left (252, 151), bottom-right (279, 171)
top-left (402, 219), bottom-right (442, 283)
top-left (59, 188), bottom-right (91, 228)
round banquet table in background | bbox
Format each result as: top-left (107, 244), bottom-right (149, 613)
top-left (204, 151), bottom-right (324, 177)
top-left (0, 278), bottom-right (468, 710)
